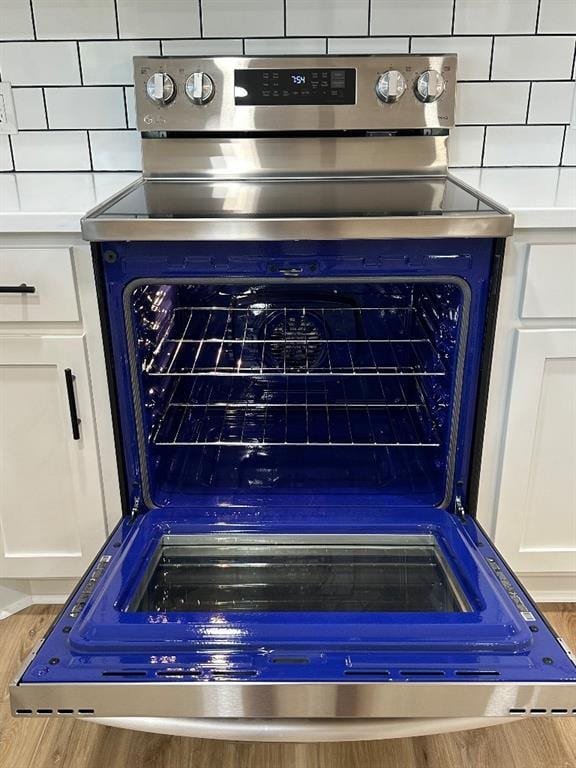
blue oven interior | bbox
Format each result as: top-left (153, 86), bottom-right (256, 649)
top-left (19, 238), bottom-right (576, 689)
top-left (130, 279), bottom-right (465, 508)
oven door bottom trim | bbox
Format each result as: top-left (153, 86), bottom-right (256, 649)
top-left (11, 673), bottom-right (576, 719)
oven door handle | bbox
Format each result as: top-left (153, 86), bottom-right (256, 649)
top-left (64, 368), bottom-right (81, 440)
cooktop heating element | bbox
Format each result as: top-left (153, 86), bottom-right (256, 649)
top-left (11, 55), bottom-right (575, 723)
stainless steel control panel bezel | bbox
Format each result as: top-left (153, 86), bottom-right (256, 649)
top-left (133, 55), bottom-right (457, 132)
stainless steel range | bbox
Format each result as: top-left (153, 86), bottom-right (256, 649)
top-left (10, 55), bottom-right (576, 724)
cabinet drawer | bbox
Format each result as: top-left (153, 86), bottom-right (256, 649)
top-left (522, 244), bottom-right (576, 319)
top-left (0, 248), bottom-right (79, 323)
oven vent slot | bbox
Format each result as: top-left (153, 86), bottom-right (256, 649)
top-left (344, 669), bottom-right (390, 677)
top-left (455, 670), bottom-right (500, 677)
top-left (270, 657), bottom-right (310, 665)
top-left (156, 669), bottom-right (200, 677)
top-left (15, 707), bottom-right (96, 716)
top-left (399, 670), bottom-right (445, 677)
top-left (209, 669), bottom-right (257, 678)
top-left (509, 708), bottom-right (571, 715)
top-left (102, 670), bottom-right (147, 677)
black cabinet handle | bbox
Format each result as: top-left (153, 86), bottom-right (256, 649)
top-left (64, 368), bottom-right (81, 440)
top-left (0, 283), bottom-right (36, 293)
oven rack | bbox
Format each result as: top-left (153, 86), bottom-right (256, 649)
top-left (152, 402), bottom-right (441, 447)
top-left (144, 305), bottom-right (446, 377)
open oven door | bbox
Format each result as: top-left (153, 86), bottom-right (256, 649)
top-left (10, 237), bottom-right (576, 720)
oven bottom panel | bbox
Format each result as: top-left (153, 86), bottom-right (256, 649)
top-left (10, 509), bottom-right (576, 719)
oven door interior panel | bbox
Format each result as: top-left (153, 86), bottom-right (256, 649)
top-left (11, 511), bottom-right (576, 718)
top-left (11, 238), bottom-right (576, 718)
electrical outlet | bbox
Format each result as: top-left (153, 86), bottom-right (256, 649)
top-left (0, 83), bottom-right (18, 134)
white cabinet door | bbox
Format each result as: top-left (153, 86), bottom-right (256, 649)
top-left (0, 335), bottom-right (106, 578)
top-left (494, 328), bottom-right (576, 574)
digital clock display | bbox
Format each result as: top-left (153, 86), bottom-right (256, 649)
top-left (234, 68), bottom-right (355, 105)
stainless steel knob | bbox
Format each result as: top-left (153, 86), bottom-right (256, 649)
top-left (415, 70), bottom-right (446, 103)
top-left (375, 70), bottom-right (407, 103)
top-left (146, 72), bottom-right (176, 105)
top-left (185, 72), bottom-right (215, 105)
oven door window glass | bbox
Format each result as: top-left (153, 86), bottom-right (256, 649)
top-left (130, 537), bottom-right (470, 614)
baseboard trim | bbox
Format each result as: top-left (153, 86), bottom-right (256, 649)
top-left (517, 572), bottom-right (576, 603)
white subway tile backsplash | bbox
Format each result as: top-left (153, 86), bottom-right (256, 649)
top-left (456, 82), bottom-right (530, 125)
top-left (46, 87), bottom-right (126, 129)
top-left (13, 89), bottom-right (47, 130)
top-left (244, 38), bottom-right (325, 56)
top-left (562, 127), bottom-right (576, 165)
top-left (492, 36), bottom-right (576, 81)
top-left (161, 39), bottom-right (243, 55)
top-left (529, 82), bottom-right (576, 124)
top-left (538, 0), bottom-right (576, 34)
top-left (1, 2), bottom-right (575, 173)
top-left (371, 0), bottom-right (453, 36)
top-left (32, 0), bottom-right (117, 40)
top-left (125, 87), bottom-right (137, 129)
top-left (0, 42), bottom-right (81, 86)
top-left (0, 136), bottom-right (13, 171)
top-left (328, 38), bottom-right (409, 54)
top-left (117, 0), bottom-right (200, 39)
top-left (11, 131), bottom-right (91, 170)
top-left (80, 41), bottom-right (161, 85)
top-left (454, 0), bottom-right (538, 34)
top-left (0, 0), bottom-right (34, 40)
top-left (287, 0), bottom-right (368, 37)
top-left (448, 126), bottom-right (485, 167)
top-left (411, 37), bottom-right (492, 81)
top-left (484, 125), bottom-right (565, 166)
top-left (202, 0), bottom-right (284, 38)
top-left (89, 130), bottom-right (142, 170)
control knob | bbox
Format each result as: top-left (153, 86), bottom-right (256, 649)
top-left (375, 70), bottom-right (407, 103)
top-left (146, 72), bottom-right (176, 105)
top-left (186, 72), bottom-right (215, 105)
top-left (415, 70), bottom-right (446, 103)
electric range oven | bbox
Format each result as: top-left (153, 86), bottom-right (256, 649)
top-left (11, 55), bottom-right (576, 724)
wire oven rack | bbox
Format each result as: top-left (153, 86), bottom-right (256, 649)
top-left (152, 377), bottom-right (442, 447)
top-left (144, 306), bottom-right (447, 377)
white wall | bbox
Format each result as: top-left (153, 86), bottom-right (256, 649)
top-left (0, 0), bottom-right (575, 171)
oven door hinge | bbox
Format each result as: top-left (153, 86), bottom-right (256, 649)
top-left (130, 495), bottom-right (143, 522)
top-left (454, 494), bottom-right (466, 517)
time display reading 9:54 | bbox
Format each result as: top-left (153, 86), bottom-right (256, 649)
top-left (291, 74), bottom-right (306, 85)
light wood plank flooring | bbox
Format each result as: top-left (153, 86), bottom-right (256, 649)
top-left (1, 604), bottom-right (575, 768)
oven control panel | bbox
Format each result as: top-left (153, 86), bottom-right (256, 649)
top-left (234, 67), bottom-right (356, 105)
top-left (134, 55), bottom-right (457, 132)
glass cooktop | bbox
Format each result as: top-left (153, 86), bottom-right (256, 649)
top-left (94, 176), bottom-right (502, 220)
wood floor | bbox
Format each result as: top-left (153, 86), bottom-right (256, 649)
top-left (0, 604), bottom-right (575, 768)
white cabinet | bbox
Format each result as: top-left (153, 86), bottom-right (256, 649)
top-left (0, 248), bottom-right (79, 323)
top-left (494, 329), bottom-right (576, 574)
top-left (477, 234), bottom-right (576, 600)
top-left (0, 334), bottom-right (106, 578)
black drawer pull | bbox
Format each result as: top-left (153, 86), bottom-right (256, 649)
top-left (64, 368), bottom-right (81, 440)
top-left (0, 283), bottom-right (36, 294)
